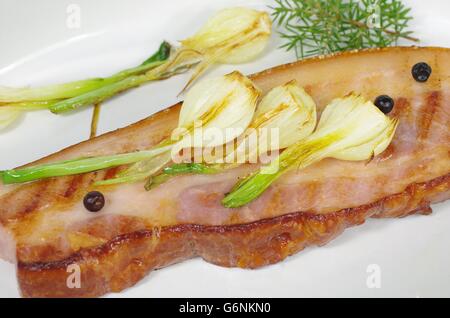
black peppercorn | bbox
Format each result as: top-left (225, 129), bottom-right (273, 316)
top-left (374, 95), bottom-right (395, 114)
top-left (412, 62), bottom-right (432, 83)
top-left (83, 191), bottom-right (105, 212)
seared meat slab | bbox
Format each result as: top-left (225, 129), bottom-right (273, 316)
top-left (0, 47), bottom-right (449, 297)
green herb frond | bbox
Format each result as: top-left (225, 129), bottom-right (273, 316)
top-left (271, 0), bottom-right (418, 59)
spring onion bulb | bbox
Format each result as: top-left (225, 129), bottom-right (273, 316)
top-left (124, 71), bottom-right (260, 186)
top-left (43, 5), bottom-right (273, 112)
top-left (224, 80), bottom-right (316, 163)
top-left (97, 71), bottom-right (260, 186)
top-left (180, 7), bottom-right (272, 90)
top-left (0, 8), bottom-right (272, 132)
top-left (147, 80), bottom-right (317, 188)
top-left (222, 94), bottom-right (399, 208)
top-left (173, 71), bottom-right (260, 149)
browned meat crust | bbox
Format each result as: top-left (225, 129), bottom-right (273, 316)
top-left (18, 173), bottom-right (449, 297)
top-left (1, 46), bottom-right (449, 297)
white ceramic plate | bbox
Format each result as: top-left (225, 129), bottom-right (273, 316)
top-left (0, 0), bottom-right (449, 298)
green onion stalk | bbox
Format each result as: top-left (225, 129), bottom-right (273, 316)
top-left (0, 7), bottom-right (272, 131)
top-left (0, 42), bottom-right (178, 130)
top-left (0, 144), bottom-right (172, 184)
top-left (149, 95), bottom-right (399, 208)
top-left (0, 41), bottom-right (171, 104)
top-left (1, 71), bottom-right (260, 186)
top-left (48, 6), bottom-right (272, 114)
top-left (49, 46), bottom-right (203, 114)
top-left (222, 95), bottom-right (399, 208)
top-left (95, 71), bottom-right (260, 187)
top-left (146, 80), bottom-right (317, 190)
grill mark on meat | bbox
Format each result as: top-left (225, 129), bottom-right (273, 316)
top-left (376, 143), bottom-right (395, 161)
top-left (64, 175), bottom-right (85, 198)
top-left (21, 180), bottom-right (50, 217)
top-left (2, 171), bottom-right (110, 224)
top-left (16, 173), bottom-right (450, 264)
top-left (1, 185), bottom-right (41, 222)
top-left (376, 97), bottom-right (410, 161)
top-left (418, 91), bottom-right (441, 140)
top-left (16, 173), bottom-right (450, 297)
top-left (392, 97), bottom-right (411, 120)
top-left (103, 167), bottom-right (120, 181)
top-left (0, 47), bottom-right (448, 297)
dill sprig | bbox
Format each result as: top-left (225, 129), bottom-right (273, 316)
top-left (271, 0), bottom-right (419, 58)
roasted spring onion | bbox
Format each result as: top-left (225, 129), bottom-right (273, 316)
top-left (180, 7), bottom-right (271, 91)
top-left (48, 46), bottom-right (203, 114)
top-left (0, 42), bottom-right (171, 104)
top-left (1, 72), bottom-right (260, 185)
top-left (147, 80), bottom-right (317, 188)
top-left (96, 71), bottom-right (260, 186)
top-left (0, 7), bottom-right (272, 131)
top-left (0, 42), bottom-right (172, 130)
top-left (222, 94), bottom-right (399, 208)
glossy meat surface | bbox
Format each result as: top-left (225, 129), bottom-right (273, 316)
top-left (0, 47), bottom-right (449, 297)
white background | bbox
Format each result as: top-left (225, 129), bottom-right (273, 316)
top-left (0, 0), bottom-right (449, 297)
